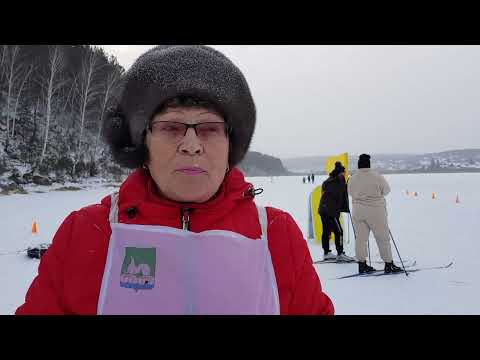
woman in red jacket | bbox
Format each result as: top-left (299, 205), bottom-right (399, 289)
top-left (16, 46), bottom-right (334, 315)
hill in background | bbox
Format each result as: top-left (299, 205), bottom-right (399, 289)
top-left (282, 149), bottom-right (480, 174)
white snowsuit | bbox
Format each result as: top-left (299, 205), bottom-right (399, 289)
top-left (347, 168), bottom-right (393, 262)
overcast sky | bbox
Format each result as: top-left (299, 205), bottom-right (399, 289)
top-left (99, 45), bottom-right (480, 159)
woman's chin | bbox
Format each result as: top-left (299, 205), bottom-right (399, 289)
top-left (156, 172), bottom-right (224, 203)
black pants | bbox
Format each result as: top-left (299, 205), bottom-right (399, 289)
top-left (320, 214), bottom-right (344, 255)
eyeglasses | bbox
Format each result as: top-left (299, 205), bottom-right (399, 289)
top-left (148, 121), bottom-right (230, 143)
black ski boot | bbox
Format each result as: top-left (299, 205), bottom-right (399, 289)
top-left (358, 261), bottom-right (376, 274)
top-left (384, 262), bottom-right (403, 274)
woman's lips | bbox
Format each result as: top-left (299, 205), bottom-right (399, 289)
top-left (176, 167), bottom-right (207, 175)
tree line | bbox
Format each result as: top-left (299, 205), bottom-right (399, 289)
top-left (0, 45), bottom-right (124, 181)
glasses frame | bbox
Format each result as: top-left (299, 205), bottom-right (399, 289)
top-left (147, 121), bottom-right (231, 142)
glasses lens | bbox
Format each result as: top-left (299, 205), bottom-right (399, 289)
top-left (150, 121), bottom-right (186, 141)
top-left (196, 123), bottom-right (227, 141)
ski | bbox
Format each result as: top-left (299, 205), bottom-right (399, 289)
top-left (370, 259), bottom-right (415, 265)
top-left (369, 262), bottom-right (453, 277)
top-left (331, 261), bottom-right (418, 279)
top-left (0, 248), bottom-right (28, 256)
top-left (315, 258), bottom-right (416, 266)
top-left (314, 259), bottom-right (356, 264)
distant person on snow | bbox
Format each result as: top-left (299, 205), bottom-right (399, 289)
top-left (318, 161), bottom-right (353, 262)
top-left (303, 177), bottom-right (306, 184)
top-left (347, 154), bottom-right (402, 274)
top-left (307, 174), bottom-right (311, 183)
top-left (311, 173), bottom-right (315, 183)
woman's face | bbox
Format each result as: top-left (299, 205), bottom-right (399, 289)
top-left (145, 107), bottom-right (230, 203)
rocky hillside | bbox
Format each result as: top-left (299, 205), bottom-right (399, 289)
top-left (238, 151), bottom-right (291, 176)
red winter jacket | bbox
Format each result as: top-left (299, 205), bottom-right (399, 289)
top-left (16, 168), bottom-right (334, 315)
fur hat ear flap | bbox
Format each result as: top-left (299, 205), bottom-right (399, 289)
top-left (103, 107), bottom-right (147, 168)
top-left (103, 107), bottom-right (130, 148)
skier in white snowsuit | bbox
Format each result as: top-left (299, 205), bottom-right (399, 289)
top-left (347, 154), bottom-right (402, 274)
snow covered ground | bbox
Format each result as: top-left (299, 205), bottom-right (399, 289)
top-left (1, 173), bottom-right (479, 314)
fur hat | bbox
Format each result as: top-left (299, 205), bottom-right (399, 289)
top-left (358, 154), bottom-right (371, 169)
top-left (103, 45), bottom-right (256, 168)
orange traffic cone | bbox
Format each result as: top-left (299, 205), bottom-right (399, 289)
top-left (32, 221), bottom-right (38, 235)
top-left (432, 192), bottom-right (436, 199)
top-left (455, 194), bottom-right (460, 204)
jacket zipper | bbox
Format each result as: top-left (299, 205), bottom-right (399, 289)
top-left (180, 208), bottom-right (191, 231)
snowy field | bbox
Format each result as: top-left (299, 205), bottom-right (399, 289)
top-left (1, 173), bottom-right (479, 314)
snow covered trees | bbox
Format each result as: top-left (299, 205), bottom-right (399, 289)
top-left (0, 45), bottom-right (124, 181)
top-left (39, 45), bottom-right (64, 165)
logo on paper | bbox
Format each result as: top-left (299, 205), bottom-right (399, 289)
top-left (120, 247), bottom-right (156, 291)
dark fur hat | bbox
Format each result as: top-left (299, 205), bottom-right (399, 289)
top-left (103, 45), bottom-right (256, 168)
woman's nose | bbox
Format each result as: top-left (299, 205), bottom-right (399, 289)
top-left (179, 127), bottom-right (203, 155)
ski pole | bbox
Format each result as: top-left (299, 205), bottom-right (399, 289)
top-left (348, 212), bottom-right (356, 239)
top-left (348, 212), bottom-right (365, 264)
top-left (367, 234), bottom-right (371, 267)
top-left (347, 214), bottom-right (350, 245)
top-left (388, 228), bottom-right (409, 277)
